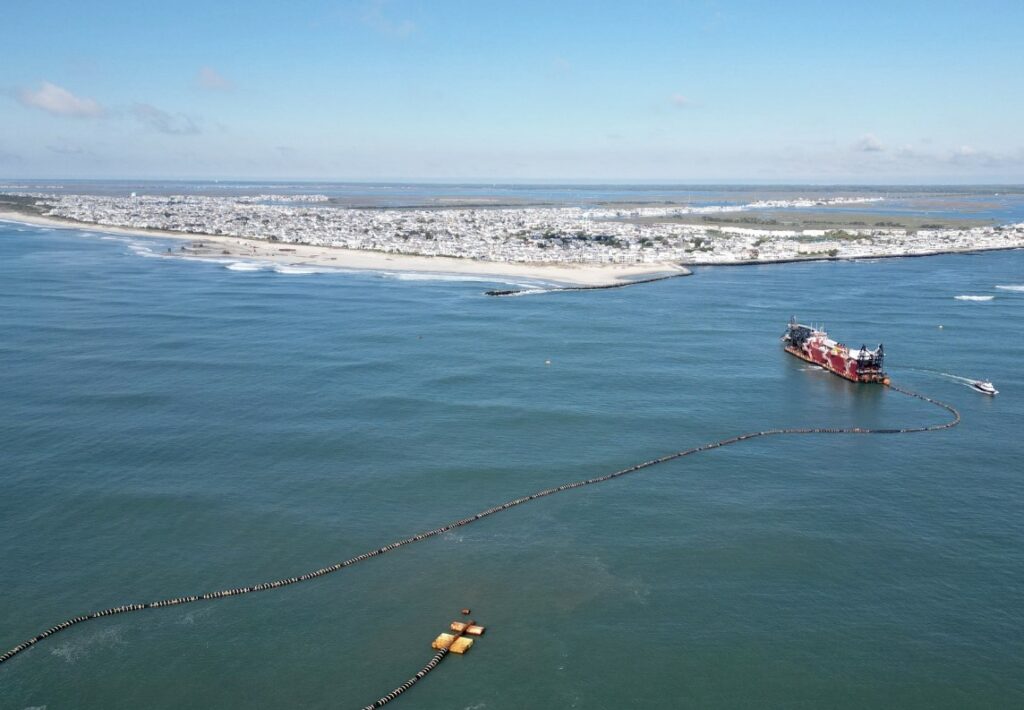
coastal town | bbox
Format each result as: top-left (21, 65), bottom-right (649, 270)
top-left (8, 192), bottom-right (1024, 266)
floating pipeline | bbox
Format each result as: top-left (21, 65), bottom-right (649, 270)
top-left (485, 269), bottom-right (691, 296)
top-left (360, 649), bottom-right (449, 709)
top-left (361, 616), bottom-right (482, 709)
top-left (0, 384), bottom-right (958, 669)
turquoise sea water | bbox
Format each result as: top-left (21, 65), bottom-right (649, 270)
top-left (1, 222), bottom-right (1023, 708)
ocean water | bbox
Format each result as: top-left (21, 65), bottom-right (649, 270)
top-left (1, 223), bottom-right (1023, 708)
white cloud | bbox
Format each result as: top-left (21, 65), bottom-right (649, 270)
top-left (944, 145), bottom-right (1024, 168)
top-left (132, 103), bottom-right (201, 135)
top-left (17, 81), bottom-right (104, 118)
top-left (197, 66), bottom-right (232, 91)
top-left (854, 133), bottom-right (884, 152)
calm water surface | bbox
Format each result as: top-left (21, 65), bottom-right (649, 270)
top-left (1, 223), bottom-right (1022, 708)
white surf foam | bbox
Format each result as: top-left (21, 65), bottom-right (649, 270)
top-left (127, 241), bottom-right (161, 258)
top-left (995, 284), bottom-right (1024, 292)
top-left (500, 288), bottom-right (553, 297)
top-left (273, 265), bottom-right (320, 275)
top-left (387, 272), bottom-right (502, 283)
top-left (225, 262), bottom-right (267, 272)
top-left (954, 295), bottom-right (994, 301)
top-left (224, 262), bottom-right (345, 275)
top-left (382, 272), bottom-right (552, 289)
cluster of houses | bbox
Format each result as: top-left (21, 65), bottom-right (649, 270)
top-left (19, 192), bottom-right (1024, 265)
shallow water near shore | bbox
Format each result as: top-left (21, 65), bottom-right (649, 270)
top-left (1, 224), bottom-right (1023, 708)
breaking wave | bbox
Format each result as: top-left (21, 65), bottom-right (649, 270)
top-left (387, 272), bottom-right (509, 283)
top-left (273, 265), bottom-right (317, 275)
top-left (223, 262), bottom-right (354, 275)
top-left (497, 288), bottom-right (552, 297)
top-left (954, 295), bottom-right (994, 301)
top-left (225, 262), bottom-right (267, 272)
top-left (383, 272), bottom-right (550, 289)
top-left (995, 284), bottom-right (1024, 292)
top-left (127, 241), bottom-right (161, 258)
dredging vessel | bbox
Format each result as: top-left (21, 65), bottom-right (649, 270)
top-left (782, 318), bottom-right (889, 384)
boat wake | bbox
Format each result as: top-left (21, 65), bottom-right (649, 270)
top-left (940, 372), bottom-right (984, 387)
top-left (899, 367), bottom-right (995, 392)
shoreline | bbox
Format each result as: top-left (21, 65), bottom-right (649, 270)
top-left (684, 243), bottom-right (1024, 268)
top-left (3, 208), bottom-right (1022, 285)
top-left (0, 210), bottom-right (689, 287)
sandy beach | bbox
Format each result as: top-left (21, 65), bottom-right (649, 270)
top-left (0, 210), bottom-right (689, 286)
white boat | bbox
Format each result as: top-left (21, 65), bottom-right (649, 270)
top-left (970, 380), bottom-right (998, 396)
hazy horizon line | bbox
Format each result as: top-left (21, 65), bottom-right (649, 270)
top-left (4, 176), bottom-right (1024, 188)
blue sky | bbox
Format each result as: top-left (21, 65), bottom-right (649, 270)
top-left (2, 0), bottom-right (1022, 182)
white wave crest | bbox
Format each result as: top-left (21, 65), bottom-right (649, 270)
top-left (225, 262), bottom-right (266, 271)
top-left (501, 288), bottom-right (552, 296)
top-left (384, 272), bottom-right (545, 289)
top-left (127, 241), bottom-right (162, 258)
top-left (273, 265), bottom-right (319, 275)
top-left (995, 284), bottom-right (1024, 292)
top-left (387, 272), bottom-right (499, 283)
top-left (225, 262), bottom-right (344, 275)
top-left (954, 295), bottom-right (994, 301)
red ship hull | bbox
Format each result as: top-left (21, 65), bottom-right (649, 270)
top-left (785, 344), bottom-right (870, 382)
top-left (782, 321), bottom-right (889, 384)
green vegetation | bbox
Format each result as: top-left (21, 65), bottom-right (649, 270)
top-left (629, 208), bottom-right (991, 232)
top-left (0, 194), bottom-right (47, 217)
top-left (824, 230), bottom-right (857, 240)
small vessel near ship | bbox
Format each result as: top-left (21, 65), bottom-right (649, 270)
top-left (782, 318), bottom-right (889, 384)
top-left (969, 380), bottom-right (998, 396)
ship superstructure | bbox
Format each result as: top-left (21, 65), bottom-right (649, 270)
top-left (782, 318), bottom-right (889, 384)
